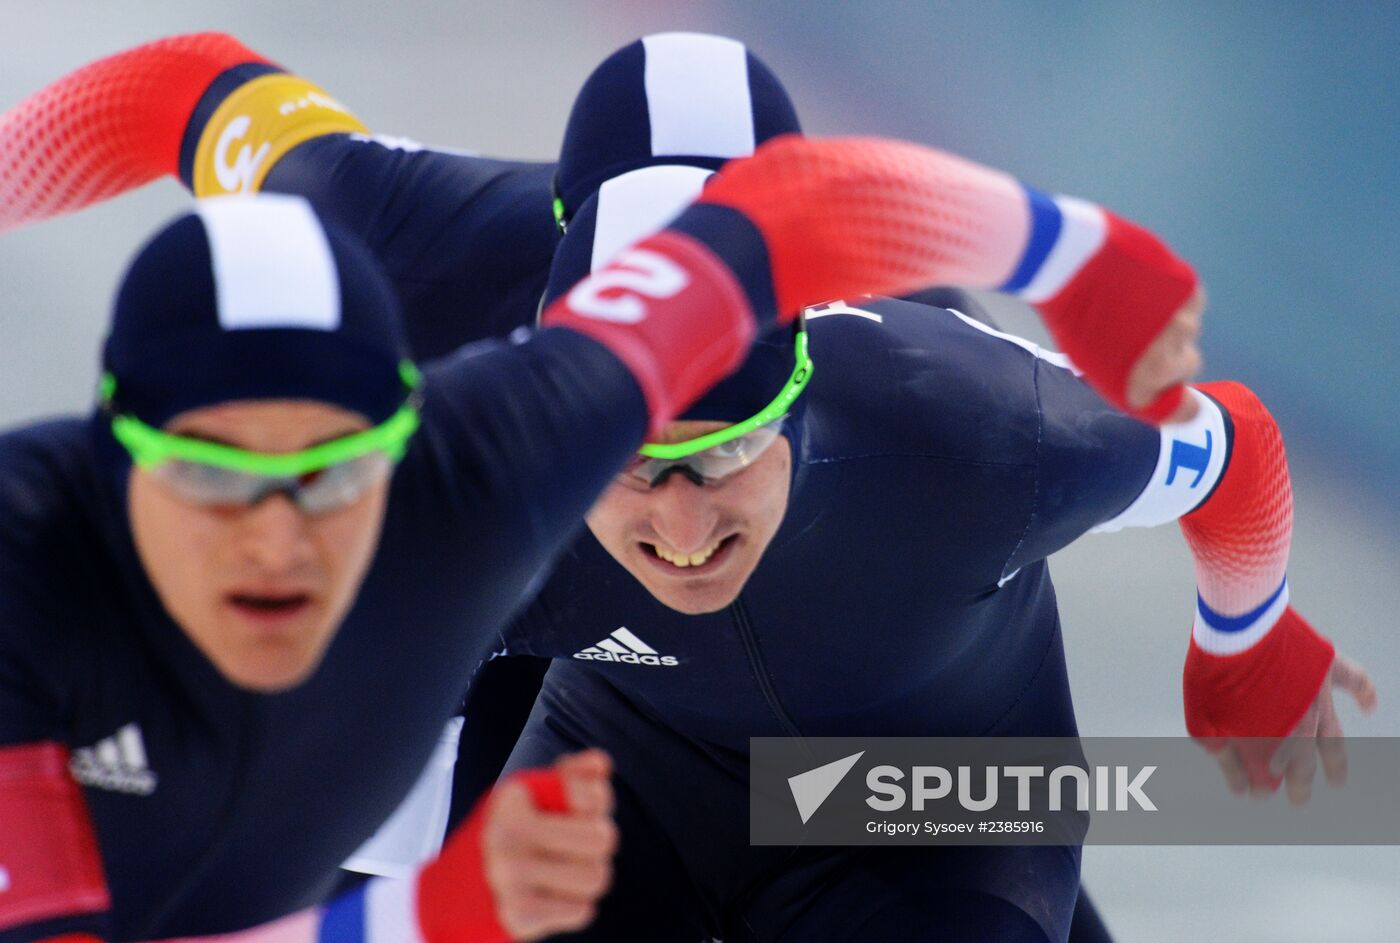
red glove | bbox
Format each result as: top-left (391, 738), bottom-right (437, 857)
top-left (1035, 210), bottom-right (1197, 422)
top-left (416, 770), bottom-right (570, 943)
top-left (1184, 602), bottom-right (1335, 787)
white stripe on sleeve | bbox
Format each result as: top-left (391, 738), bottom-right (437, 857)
top-left (1017, 196), bottom-right (1107, 304)
top-left (1092, 388), bottom-right (1229, 533)
top-left (343, 718), bottom-right (464, 879)
top-left (1192, 581), bottom-right (1290, 655)
top-left (365, 876), bottom-right (428, 943)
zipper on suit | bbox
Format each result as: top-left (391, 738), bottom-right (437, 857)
top-left (730, 595), bottom-right (803, 739)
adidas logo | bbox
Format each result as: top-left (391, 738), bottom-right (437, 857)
top-left (70, 723), bottom-right (158, 796)
top-left (573, 627), bottom-right (678, 667)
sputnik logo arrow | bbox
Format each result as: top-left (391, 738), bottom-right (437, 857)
top-left (787, 751), bottom-right (865, 824)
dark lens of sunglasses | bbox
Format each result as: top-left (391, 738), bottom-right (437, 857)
top-left (294, 453), bottom-right (391, 513)
top-left (623, 423), bottom-right (785, 488)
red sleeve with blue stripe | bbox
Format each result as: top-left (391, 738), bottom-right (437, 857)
top-left (698, 135), bottom-right (1198, 422)
top-left (1087, 382), bottom-right (1333, 756)
top-left (1176, 383), bottom-right (1333, 785)
top-left (1013, 374), bottom-right (1333, 786)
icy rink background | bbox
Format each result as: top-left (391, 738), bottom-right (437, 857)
top-left (2, 2), bottom-right (1397, 939)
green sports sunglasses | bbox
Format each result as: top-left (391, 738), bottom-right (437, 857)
top-left (101, 362), bottom-right (424, 514)
top-left (638, 327), bottom-right (813, 461)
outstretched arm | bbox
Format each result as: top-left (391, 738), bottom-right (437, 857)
top-left (1171, 383), bottom-right (1375, 797)
top-left (699, 135), bottom-right (1203, 423)
top-left (1079, 381), bottom-right (1375, 797)
top-left (0, 32), bottom-right (401, 224)
top-left (0, 34), bottom-right (287, 228)
top-left (4, 45), bottom-right (1204, 407)
top-left (977, 332), bottom-right (1374, 800)
top-left (0, 32), bottom-right (559, 360)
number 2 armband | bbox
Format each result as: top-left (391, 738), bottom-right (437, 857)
top-left (540, 227), bottom-right (759, 435)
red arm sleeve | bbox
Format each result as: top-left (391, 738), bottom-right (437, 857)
top-left (699, 134), bottom-right (1198, 421)
top-left (1178, 382), bottom-right (1334, 783)
top-left (0, 33), bottom-right (270, 232)
top-left (0, 743), bottom-right (110, 940)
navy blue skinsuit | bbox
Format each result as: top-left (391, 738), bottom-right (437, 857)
top-left (172, 61), bottom-right (561, 361)
top-left (174, 85), bottom-right (1133, 936)
top-left (0, 331), bottom-right (648, 941)
top-left (491, 297), bottom-right (1166, 942)
top-left (247, 138), bottom-right (557, 361)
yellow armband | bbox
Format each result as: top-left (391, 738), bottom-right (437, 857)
top-left (192, 73), bottom-right (368, 197)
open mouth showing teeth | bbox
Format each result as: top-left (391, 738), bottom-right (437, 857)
top-left (645, 535), bottom-right (735, 569)
top-left (228, 593), bottom-right (311, 613)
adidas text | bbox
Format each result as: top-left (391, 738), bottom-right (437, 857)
top-left (573, 627), bottom-right (679, 667)
top-left (573, 650), bottom-right (679, 667)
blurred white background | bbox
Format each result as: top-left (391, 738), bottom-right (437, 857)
top-left (3, 3), bottom-right (1397, 939)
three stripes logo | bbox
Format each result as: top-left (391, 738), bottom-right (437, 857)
top-left (70, 723), bottom-right (158, 796)
top-left (573, 627), bottom-right (679, 667)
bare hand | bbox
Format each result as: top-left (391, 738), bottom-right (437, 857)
top-left (1211, 653), bottom-right (1377, 803)
top-left (1126, 285), bottom-right (1206, 423)
top-left (483, 750), bottom-right (618, 940)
